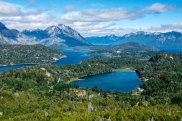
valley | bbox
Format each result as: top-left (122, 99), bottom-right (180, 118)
top-left (0, 22), bottom-right (182, 120)
top-left (0, 50), bottom-right (182, 120)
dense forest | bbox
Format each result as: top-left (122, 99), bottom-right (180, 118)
top-left (0, 52), bottom-right (182, 120)
top-left (0, 44), bottom-right (63, 65)
top-left (136, 52), bottom-right (182, 106)
top-left (89, 42), bottom-right (158, 56)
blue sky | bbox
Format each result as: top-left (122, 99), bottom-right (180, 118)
top-left (0, 0), bottom-right (182, 36)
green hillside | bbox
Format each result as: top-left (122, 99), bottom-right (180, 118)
top-left (0, 52), bottom-right (181, 120)
top-left (0, 45), bottom-right (63, 65)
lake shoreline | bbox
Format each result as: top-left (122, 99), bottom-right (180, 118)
top-left (0, 55), bottom-right (67, 68)
top-left (68, 68), bottom-right (137, 84)
top-left (71, 71), bottom-right (142, 93)
top-left (113, 68), bottom-right (135, 72)
top-left (66, 78), bottom-right (84, 84)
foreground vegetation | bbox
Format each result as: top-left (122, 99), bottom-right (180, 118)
top-left (0, 51), bottom-right (182, 120)
top-left (0, 44), bottom-right (63, 65)
top-left (137, 52), bottom-right (182, 106)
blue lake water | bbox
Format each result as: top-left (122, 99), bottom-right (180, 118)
top-left (72, 71), bottom-right (142, 92)
top-left (0, 64), bottom-right (35, 72)
top-left (0, 49), bottom-right (142, 92)
top-left (53, 49), bottom-right (110, 64)
top-left (0, 49), bottom-right (111, 72)
top-left (53, 49), bottom-right (93, 64)
top-left (159, 47), bottom-right (182, 52)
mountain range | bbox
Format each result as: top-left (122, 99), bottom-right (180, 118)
top-left (1, 21), bottom-right (182, 50)
top-left (0, 22), bottom-right (90, 47)
top-left (23, 24), bottom-right (90, 47)
top-left (0, 22), bottom-right (37, 45)
top-left (87, 31), bottom-right (182, 49)
top-left (86, 35), bottom-right (121, 45)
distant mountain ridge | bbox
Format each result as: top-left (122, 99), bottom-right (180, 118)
top-left (0, 22), bottom-right (90, 47)
top-left (87, 31), bottom-right (182, 49)
top-left (1, 21), bottom-right (182, 49)
top-left (86, 35), bottom-right (121, 45)
top-left (0, 22), bottom-right (37, 45)
top-left (117, 31), bottom-right (182, 48)
top-left (23, 24), bottom-right (91, 47)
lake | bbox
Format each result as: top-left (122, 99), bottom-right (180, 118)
top-left (0, 64), bottom-right (35, 73)
top-left (53, 49), bottom-right (93, 64)
top-left (72, 71), bottom-right (142, 92)
top-left (0, 49), bottom-right (111, 72)
top-left (0, 49), bottom-right (142, 93)
top-left (160, 47), bottom-right (182, 52)
top-left (53, 49), bottom-right (111, 64)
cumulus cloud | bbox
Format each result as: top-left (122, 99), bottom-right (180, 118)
top-left (61, 3), bottom-right (175, 23)
top-left (0, 1), bottom-right (23, 16)
top-left (61, 21), bottom-right (139, 37)
top-left (80, 22), bottom-right (182, 37)
top-left (70, 22), bottom-right (116, 36)
top-left (0, 1), bottom-right (58, 30)
top-left (143, 3), bottom-right (176, 13)
top-left (2, 13), bottom-right (55, 24)
top-left (147, 22), bottom-right (182, 32)
top-left (0, 1), bottom-right (179, 36)
top-left (0, 13), bottom-right (58, 30)
top-left (71, 21), bottom-right (182, 37)
top-left (61, 8), bottom-right (140, 23)
top-left (59, 3), bottom-right (177, 36)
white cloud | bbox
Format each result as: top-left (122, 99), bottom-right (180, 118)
top-left (70, 22), bottom-right (116, 36)
top-left (63, 21), bottom-right (138, 36)
top-left (0, 1), bottom-right (23, 16)
top-left (61, 3), bottom-right (175, 23)
top-left (60, 3), bottom-right (176, 36)
top-left (0, 13), bottom-right (58, 30)
top-left (72, 21), bottom-right (182, 37)
top-left (147, 22), bottom-right (182, 32)
top-left (0, 1), bottom-right (179, 36)
top-left (0, 1), bottom-right (58, 30)
top-left (143, 3), bottom-right (175, 13)
top-left (61, 8), bottom-right (140, 23)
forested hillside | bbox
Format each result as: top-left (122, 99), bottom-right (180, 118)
top-left (89, 42), bottom-right (158, 59)
top-left (0, 52), bottom-right (181, 120)
top-left (136, 52), bottom-right (182, 105)
top-left (0, 45), bottom-right (63, 65)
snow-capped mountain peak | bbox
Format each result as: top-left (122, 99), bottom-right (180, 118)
top-left (45, 24), bottom-right (84, 41)
top-left (22, 23), bottom-right (91, 47)
top-left (58, 24), bottom-right (69, 31)
top-left (46, 25), bottom-right (61, 36)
